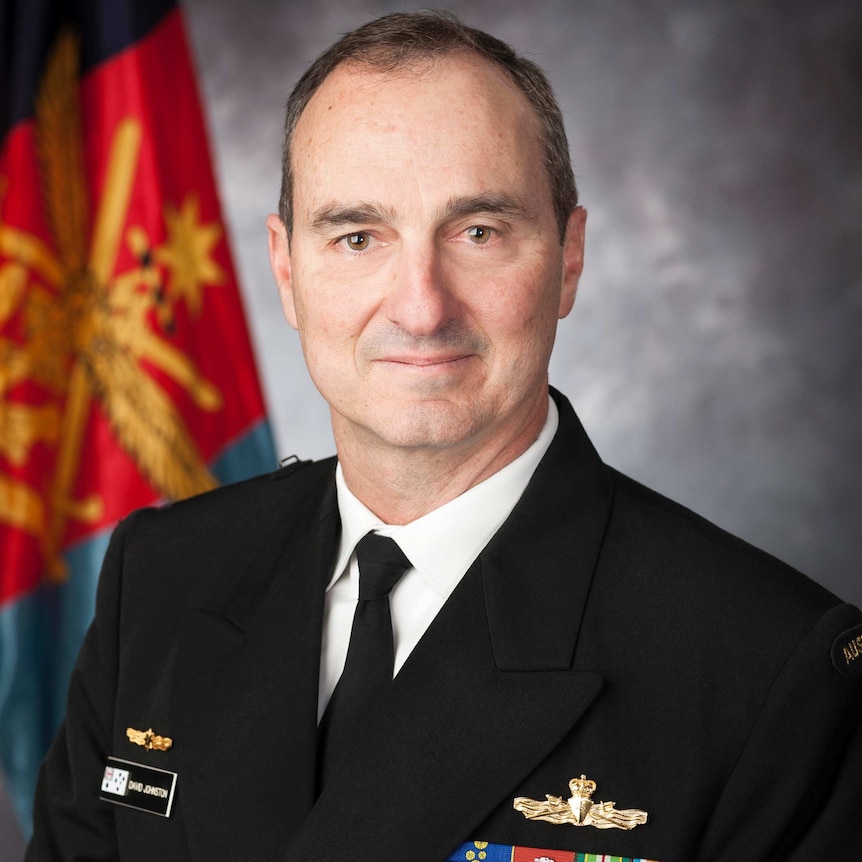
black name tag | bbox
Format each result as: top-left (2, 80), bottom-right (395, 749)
top-left (100, 756), bottom-right (178, 817)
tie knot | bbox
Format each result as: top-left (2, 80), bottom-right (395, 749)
top-left (355, 533), bottom-right (411, 601)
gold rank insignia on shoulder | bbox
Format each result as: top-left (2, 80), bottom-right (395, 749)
top-left (832, 623), bottom-right (862, 676)
top-left (513, 774), bottom-right (648, 830)
top-left (126, 727), bottom-right (173, 752)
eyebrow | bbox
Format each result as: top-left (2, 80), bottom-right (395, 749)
top-left (439, 193), bottom-right (532, 222)
top-left (307, 193), bottom-right (532, 233)
top-left (309, 202), bottom-right (398, 232)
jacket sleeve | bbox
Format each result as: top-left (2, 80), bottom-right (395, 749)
top-left (696, 601), bottom-right (862, 860)
top-left (25, 517), bottom-right (132, 861)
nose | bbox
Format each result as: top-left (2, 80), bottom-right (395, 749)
top-left (384, 242), bottom-right (458, 336)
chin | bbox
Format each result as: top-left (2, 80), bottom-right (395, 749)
top-left (366, 402), bottom-right (482, 451)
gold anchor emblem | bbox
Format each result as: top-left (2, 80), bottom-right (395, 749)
top-left (513, 774), bottom-right (648, 830)
top-left (126, 727), bottom-right (173, 752)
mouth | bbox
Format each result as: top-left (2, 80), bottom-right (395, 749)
top-left (378, 353), bottom-right (474, 370)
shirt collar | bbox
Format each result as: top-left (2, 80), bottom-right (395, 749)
top-left (329, 396), bottom-right (559, 598)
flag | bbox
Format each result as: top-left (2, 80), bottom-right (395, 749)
top-left (0, 0), bottom-right (276, 836)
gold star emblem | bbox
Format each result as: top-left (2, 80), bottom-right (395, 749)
top-left (156, 194), bottom-right (225, 317)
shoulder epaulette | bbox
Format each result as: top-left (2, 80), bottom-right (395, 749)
top-left (271, 455), bottom-right (313, 481)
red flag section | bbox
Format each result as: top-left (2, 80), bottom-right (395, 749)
top-left (0, 9), bottom-right (271, 602)
top-left (0, 2), bottom-right (275, 837)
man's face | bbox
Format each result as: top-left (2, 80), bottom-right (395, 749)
top-left (269, 53), bottom-right (585, 461)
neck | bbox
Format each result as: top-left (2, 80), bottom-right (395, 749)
top-left (335, 396), bottom-right (549, 525)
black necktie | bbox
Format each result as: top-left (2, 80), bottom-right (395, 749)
top-left (317, 532), bottom-right (411, 790)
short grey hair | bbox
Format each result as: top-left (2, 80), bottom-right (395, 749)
top-left (278, 10), bottom-right (578, 241)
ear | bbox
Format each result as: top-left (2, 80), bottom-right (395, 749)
top-left (558, 206), bottom-right (587, 319)
top-left (267, 213), bottom-right (299, 330)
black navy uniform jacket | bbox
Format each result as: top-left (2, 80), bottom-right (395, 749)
top-left (28, 390), bottom-right (862, 861)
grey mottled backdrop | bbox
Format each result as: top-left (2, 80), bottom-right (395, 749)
top-left (185, 0), bottom-right (862, 604)
top-left (2, 0), bottom-right (860, 854)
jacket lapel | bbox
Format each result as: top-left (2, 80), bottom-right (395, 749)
top-left (172, 461), bottom-right (339, 862)
top-left (283, 392), bottom-right (614, 862)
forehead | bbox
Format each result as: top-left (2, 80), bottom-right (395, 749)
top-left (290, 53), bottom-right (550, 218)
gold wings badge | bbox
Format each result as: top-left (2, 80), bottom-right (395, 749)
top-left (126, 727), bottom-right (173, 752)
top-left (513, 774), bottom-right (647, 830)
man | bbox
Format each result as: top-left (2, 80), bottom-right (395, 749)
top-left (28, 11), bottom-right (862, 861)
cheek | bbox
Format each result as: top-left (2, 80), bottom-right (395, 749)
top-left (293, 291), bottom-right (371, 384)
top-left (292, 268), bottom-right (361, 342)
top-left (299, 254), bottom-right (384, 321)
top-left (479, 266), bottom-right (561, 335)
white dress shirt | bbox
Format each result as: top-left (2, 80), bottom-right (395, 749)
top-left (317, 397), bottom-right (559, 720)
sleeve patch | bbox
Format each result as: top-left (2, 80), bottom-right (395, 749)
top-left (831, 623), bottom-right (862, 676)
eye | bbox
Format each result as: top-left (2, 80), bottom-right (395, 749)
top-left (466, 225), bottom-right (494, 245)
top-left (339, 232), bottom-right (371, 252)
